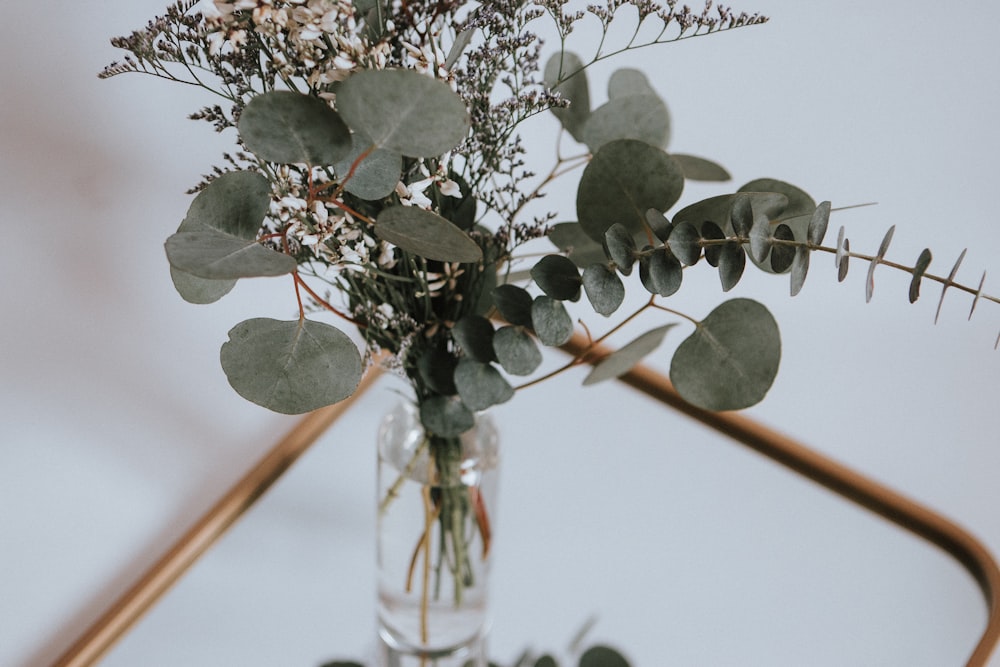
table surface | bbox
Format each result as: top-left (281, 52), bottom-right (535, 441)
top-left (2, 2), bottom-right (999, 666)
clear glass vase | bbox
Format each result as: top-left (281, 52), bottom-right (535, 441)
top-left (375, 400), bottom-right (500, 667)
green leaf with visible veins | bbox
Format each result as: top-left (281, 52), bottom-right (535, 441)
top-left (336, 69), bottom-right (470, 157)
top-left (577, 139), bottom-right (683, 242)
top-left (238, 91), bottom-right (352, 165)
top-left (220, 318), bottom-right (362, 414)
top-left (670, 299), bottom-right (781, 411)
top-left (375, 206), bottom-right (482, 263)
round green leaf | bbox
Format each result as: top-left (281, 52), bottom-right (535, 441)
top-left (604, 223), bottom-right (637, 275)
top-left (238, 91), bottom-right (352, 166)
top-left (220, 318), bottom-right (362, 414)
top-left (335, 132), bottom-right (402, 200)
top-left (165, 231), bottom-right (297, 279)
top-left (790, 245), bottom-right (810, 296)
top-left (736, 180), bottom-right (815, 275)
top-left (180, 170), bottom-right (271, 238)
top-left (729, 194), bottom-right (754, 238)
top-left (583, 325), bottom-right (675, 386)
top-left (582, 263), bottom-right (625, 316)
top-left (739, 178), bottom-right (815, 219)
top-left (701, 221), bottom-right (725, 267)
top-left (531, 254), bottom-right (582, 301)
top-left (769, 223), bottom-right (795, 273)
top-left (748, 211), bottom-right (772, 264)
top-left (579, 645), bottom-right (630, 667)
top-left (577, 139), bottom-right (684, 242)
top-left (718, 243), bottom-right (746, 292)
top-left (375, 206), bottom-right (482, 263)
top-left (547, 222), bottom-right (608, 268)
top-left (532, 296), bottom-right (574, 346)
top-left (607, 68), bottom-right (656, 99)
top-left (807, 200), bottom-right (832, 246)
top-left (533, 656), bottom-right (558, 667)
top-left (744, 213), bottom-right (810, 276)
top-left (469, 258), bottom-right (498, 316)
top-left (493, 326), bottom-right (542, 376)
top-left (452, 315), bottom-right (497, 362)
top-left (644, 208), bottom-right (673, 241)
top-left (545, 51), bottom-right (591, 142)
top-left (670, 299), bottom-right (781, 411)
top-left (419, 395), bottom-right (474, 437)
top-left (582, 93), bottom-right (670, 153)
top-left (336, 69), bottom-right (470, 157)
top-left (417, 348), bottom-right (458, 395)
top-left (492, 284), bottom-right (534, 327)
top-left (672, 153), bottom-right (731, 181)
top-left (673, 192), bottom-right (787, 236)
top-left (169, 265), bottom-right (236, 304)
top-left (667, 221), bottom-right (701, 266)
top-left (453, 359), bottom-right (514, 411)
top-left (168, 173), bottom-right (267, 301)
top-left (639, 247), bottom-right (682, 297)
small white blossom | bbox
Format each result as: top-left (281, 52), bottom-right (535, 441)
top-left (192, 0), bottom-right (224, 20)
top-left (207, 27), bottom-right (247, 55)
top-left (377, 242), bottom-right (397, 268)
top-left (439, 179), bottom-right (461, 198)
top-left (407, 178), bottom-right (435, 208)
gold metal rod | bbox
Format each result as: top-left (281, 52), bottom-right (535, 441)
top-left (560, 333), bottom-right (1000, 666)
top-left (49, 333), bottom-right (1000, 666)
top-left (49, 366), bottom-right (384, 667)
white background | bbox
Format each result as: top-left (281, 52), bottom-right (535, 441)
top-left (2, 1), bottom-right (999, 666)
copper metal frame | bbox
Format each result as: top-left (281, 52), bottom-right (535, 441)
top-left (50, 335), bottom-right (1000, 666)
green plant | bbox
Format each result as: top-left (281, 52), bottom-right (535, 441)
top-left (100, 0), bottom-right (998, 649)
top-left (100, 0), bottom-right (996, 426)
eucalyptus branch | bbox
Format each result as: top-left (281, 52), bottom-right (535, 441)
top-left (108, 0), bottom-right (995, 430)
top-left (707, 227), bottom-right (1000, 311)
top-left (514, 295), bottom-right (658, 391)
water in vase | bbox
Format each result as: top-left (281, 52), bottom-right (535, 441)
top-left (376, 401), bottom-right (499, 662)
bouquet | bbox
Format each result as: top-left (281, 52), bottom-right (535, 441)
top-left (100, 0), bottom-right (998, 659)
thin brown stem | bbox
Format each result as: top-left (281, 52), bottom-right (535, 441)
top-left (293, 274), bottom-right (367, 327)
top-left (508, 152), bottom-right (589, 224)
top-left (649, 302), bottom-right (701, 327)
top-left (470, 486), bottom-right (491, 559)
top-left (379, 436), bottom-right (430, 517)
top-left (766, 238), bottom-right (1000, 306)
top-left (420, 485), bottom-right (433, 646)
top-left (513, 296), bottom-right (657, 391)
top-left (320, 198), bottom-right (376, 225)
top-left (404, 497), bottom-right (441, 595)
top-left (292, 273), bottom-right (305, 322)
top-left (331, 144), bottom-right (375, 200)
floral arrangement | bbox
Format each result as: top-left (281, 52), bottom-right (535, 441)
top-left (98, 0), bottom-right (794, 423)
top-left (101, 0), bottom-right (997, 660)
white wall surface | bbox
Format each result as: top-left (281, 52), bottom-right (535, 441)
top-left (2, 1), bottom-right (998, 666)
